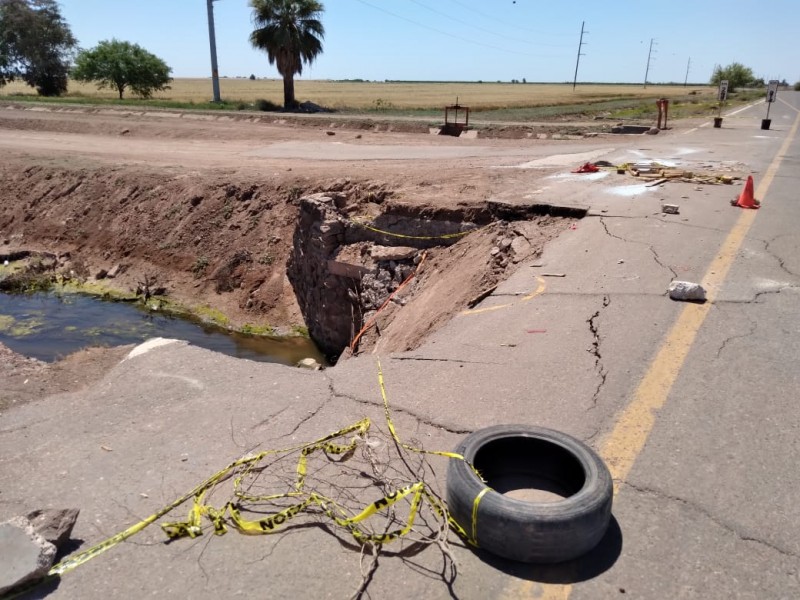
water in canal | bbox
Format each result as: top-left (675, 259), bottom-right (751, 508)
top-left (0, 291), bottom-right (325, 366)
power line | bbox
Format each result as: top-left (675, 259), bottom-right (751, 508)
top-left (352, 0), bottom-right (563, 58)
top-left (408, 0), bottom-right (570, 48)
top-left (443, 0), bottom-right (574, 38)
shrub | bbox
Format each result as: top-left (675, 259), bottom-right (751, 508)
top-left (255, 98), bottom-right (280, 111)
top-left (191, 256), bottom-right (209, 277)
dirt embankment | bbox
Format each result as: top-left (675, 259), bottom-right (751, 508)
top-left (0, 107), bottom-right (582, 372)
top-left (0, 159), bottom-right (572, 358)
top-left (0, 161), bottom-right (399, 332)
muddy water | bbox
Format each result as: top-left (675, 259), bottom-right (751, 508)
top-left (0, 292), bottom-right (325, 366)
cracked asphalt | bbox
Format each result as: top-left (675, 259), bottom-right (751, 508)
top-left (2, 94), bottom-right (800, 599)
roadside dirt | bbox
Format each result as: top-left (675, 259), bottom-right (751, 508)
top-left (0, 104), bottom-right (580, 398)
top-left (0, 341), bottom-right (132, 411)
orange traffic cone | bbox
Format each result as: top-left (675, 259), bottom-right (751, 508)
top-left (733, 175), bottom-right (760, 209)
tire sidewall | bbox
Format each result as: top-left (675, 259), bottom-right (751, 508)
top-left (446, 424), bottom-right (612, 563)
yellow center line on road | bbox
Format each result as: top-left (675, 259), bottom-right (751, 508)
top-left (502, 109), bottom-right (800, 600)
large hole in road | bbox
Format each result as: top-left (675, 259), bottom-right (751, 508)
top-left (287, 193), bottom-right (585, 362)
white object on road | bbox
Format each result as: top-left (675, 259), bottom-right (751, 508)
top-left (124, 337), bottom-right (181, 360)
top-left (668, 281), bottom-right (707, 301)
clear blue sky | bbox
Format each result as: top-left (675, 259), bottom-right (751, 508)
top-left (57, 0), bottom-right (797, 84)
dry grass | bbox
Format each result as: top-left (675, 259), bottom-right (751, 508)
top-left (0, 78), bottom-right (714, 110)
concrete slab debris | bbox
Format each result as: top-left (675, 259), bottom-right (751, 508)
top-left (25, 508), bottom-right (80, 550)
top-left (0, 517), bottom-right (56, 595)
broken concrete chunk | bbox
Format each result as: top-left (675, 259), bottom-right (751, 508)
top-left (510, 236), bottom-right (531, 256)
top-left (661, 204), bottom-right (680, 214)
top-left (668, 281), bottom-right (706, 301)
top-left (0, 517), bottom-right (57, 595)
top-left (296, 358), bottom-right (322, 370)
top-left (370, 245), bottom-right (417, 262)
top-left (106, 263), bottom-right (122, 278)
top-left (25, 509), bottom-right (79, 551)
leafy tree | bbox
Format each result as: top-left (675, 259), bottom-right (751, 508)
top-left (249, 0), bottom-right (324, 109)
top-left (0, 0), bottom-right (76, 96)
top-left (710, 62), bottom-right (760, 91)
top-left (72, 39), bottom-right (172, 99)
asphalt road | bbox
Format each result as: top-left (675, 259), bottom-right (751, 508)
top-left (1, 94), bottom-right (799, 599)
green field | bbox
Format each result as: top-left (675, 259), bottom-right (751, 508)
top-left (0, 78), bottom-right (743, 121)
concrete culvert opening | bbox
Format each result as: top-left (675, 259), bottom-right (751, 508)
top-left (287, 193), bottom-right (585, 363)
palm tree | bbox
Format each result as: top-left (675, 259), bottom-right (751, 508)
top-left (249, 0), bottom-right (324, 109)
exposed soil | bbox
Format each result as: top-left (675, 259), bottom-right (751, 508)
top-left (0, 103), bottom-right (583, 397)
top-left (0, 341), bottom-right (132, 411)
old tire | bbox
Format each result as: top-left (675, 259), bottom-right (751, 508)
top-left (446, 424), bottom-right (612, 563)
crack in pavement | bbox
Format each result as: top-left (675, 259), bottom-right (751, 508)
top-left (588, 213), bottom-right (731, 235)
top-left (393, 356), bottom-right (501, 366)
top-left (329, 382), bottom-right (473, 435)
top-left (281, 399), bottom-right (328, 439)
top-left (492, 291), bottom-right (541, 297)
top-left (250, 405), bottom-right (291, 431)
top-left (546, 291), bottom-right (667, 298)
top-left (277, 375), bottom-right (334, 439)
top-left (753, 286), bottom-right (799, 302)
top-left (586, 295), bottom-right (610, 410)
top-left (0, 423), bottom-right (33, 436)
top-left (715, 314), bottom-right (758, 360)
top-left (649, 245), bottom-right (678, 279)
top-left (584, 426), bottom-right (603, 446)
top-left (623, 481), bottom-right (800, 559)
top-left (715, 284), bottom-right (800, 305)
top-left (599, 216), bottom-right (628, 242)
top-left (599, 216), bottom-right (677, 283)
top-left (763, 235), bottom-right (800, 278)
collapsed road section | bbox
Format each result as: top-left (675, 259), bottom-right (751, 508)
top-left (288, 194), bottom-right (585, 361)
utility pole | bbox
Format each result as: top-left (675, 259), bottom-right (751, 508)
top-left (206, 0), bottom-right (221, 103)
top-left (643, 38), bottom-right (655, 88)
top-left (572, 21), bottom-right (587, 91)
top-left (684, 57), bottom-right (691, 86)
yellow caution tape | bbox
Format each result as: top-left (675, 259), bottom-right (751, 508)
top-left (50, 419), bottom-right (370, 576)
top-left (376, 357), bottom-right (486, 545)
top-left (377, 358), bottom-right (469, 463)
top-left (348, 216), bottom-right (483, 241)
top-left (45, 360), bottom-right (486, 582)
top-left (471, 487), bottom-right (491, 545)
